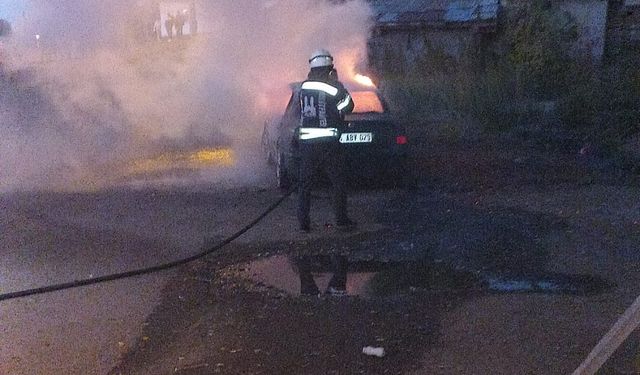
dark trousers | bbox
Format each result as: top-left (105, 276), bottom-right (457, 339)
top-left (294, 255), bottom-right (348, 295)
top-left (297, 142), bottom-right (348, 228)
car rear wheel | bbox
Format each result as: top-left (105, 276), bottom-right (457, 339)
top-left (261, 125), bottom-right (273, 164)
top-left (276, 153), bottom-right (290, 189)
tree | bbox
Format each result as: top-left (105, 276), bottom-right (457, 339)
top-left (504, 0), bottom-right (578, 99)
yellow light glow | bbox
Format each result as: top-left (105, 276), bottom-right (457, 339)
top-left (353, 73), bottom-right (375, 87)
top-left (190, 149), bottom-right (235, 165)
top-left (127, 147), bottom-right (235, 176)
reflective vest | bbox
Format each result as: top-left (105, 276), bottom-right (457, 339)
top-left (298, 80), bottom-right (352, 142)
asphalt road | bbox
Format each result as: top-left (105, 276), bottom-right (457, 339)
top-left (2, 140), bottom-right (640, 374)
top-left (105, 140), bottom-right (640, 375)
top-left (0, 154), bottom-right (281, 375)
top-left (0, 143), bottom-right (414, 375)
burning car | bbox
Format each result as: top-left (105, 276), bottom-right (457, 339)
top-left (261, 75), bottom-right (410, 189)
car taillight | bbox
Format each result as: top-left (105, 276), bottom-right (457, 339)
top-left (396, 135), bottom-right (408, 145)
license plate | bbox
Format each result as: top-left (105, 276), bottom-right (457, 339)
top-left (339, 132), bottom-right (372, 143)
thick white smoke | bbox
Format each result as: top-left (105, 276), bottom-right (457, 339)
top-left (0, 0), bottom-right (372, 191)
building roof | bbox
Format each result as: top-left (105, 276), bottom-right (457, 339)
top-left (369, 0), bottom-right (500, 27)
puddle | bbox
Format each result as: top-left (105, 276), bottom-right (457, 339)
top-left (241, 255), bottom-right (379, 297)
top-left (237, 256), bottom-right (481, 297)
top-left (237, 255), bottom-right (614, 298)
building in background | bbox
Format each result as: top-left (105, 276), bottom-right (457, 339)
top-left (366, 0), bottom-right (616, 75)
top-left (157, 0), bottom-right (198, 38)
top-left (367, 0), bottom-right (500, 75)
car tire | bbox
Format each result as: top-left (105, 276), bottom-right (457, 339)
top-left (261, 125), bottom-right (273, 164)
top-left (276, 153), bottom-right (290, 189)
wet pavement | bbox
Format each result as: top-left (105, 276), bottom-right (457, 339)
top-left (0, 182), bottom-right (277, 375)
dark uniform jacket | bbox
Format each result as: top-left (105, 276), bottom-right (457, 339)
top-left (297, 67), bottom-right (354, 144)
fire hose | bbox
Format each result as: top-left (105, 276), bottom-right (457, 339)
top-left (0, 130), bottom-right (353, 302)
top-left (0, 185), bottom-right (298, 302)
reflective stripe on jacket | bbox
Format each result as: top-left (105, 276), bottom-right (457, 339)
top-left (298, 78), bottom-right (353, 142)
top-left (298, 127), bottom-right (339, 141)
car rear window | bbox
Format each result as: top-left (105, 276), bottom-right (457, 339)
top-left (351, 91), bottom-right (384, 113)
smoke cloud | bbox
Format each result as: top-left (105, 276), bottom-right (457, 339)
top-left (0, 0), bottom-right (373, 191)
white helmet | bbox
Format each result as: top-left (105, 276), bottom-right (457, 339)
top-left (309, 49), bottom-right (333, 68)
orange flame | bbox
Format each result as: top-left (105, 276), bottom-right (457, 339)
top-left (353, 73), bottom-right (375, 87)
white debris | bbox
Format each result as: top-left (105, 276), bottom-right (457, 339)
top-left (362, 346), bottom-right (385, 357)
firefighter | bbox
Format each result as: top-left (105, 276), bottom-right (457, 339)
top-left (296, 49), bottom-right (355, 232)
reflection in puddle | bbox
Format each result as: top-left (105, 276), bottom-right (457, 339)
top-left (240, 255), bottom-right (614, 298)
top-left (244, 255), bottom-right (377, 297)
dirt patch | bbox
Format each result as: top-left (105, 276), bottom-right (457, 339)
top-left (109, 251), bottom-right (465, 375)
